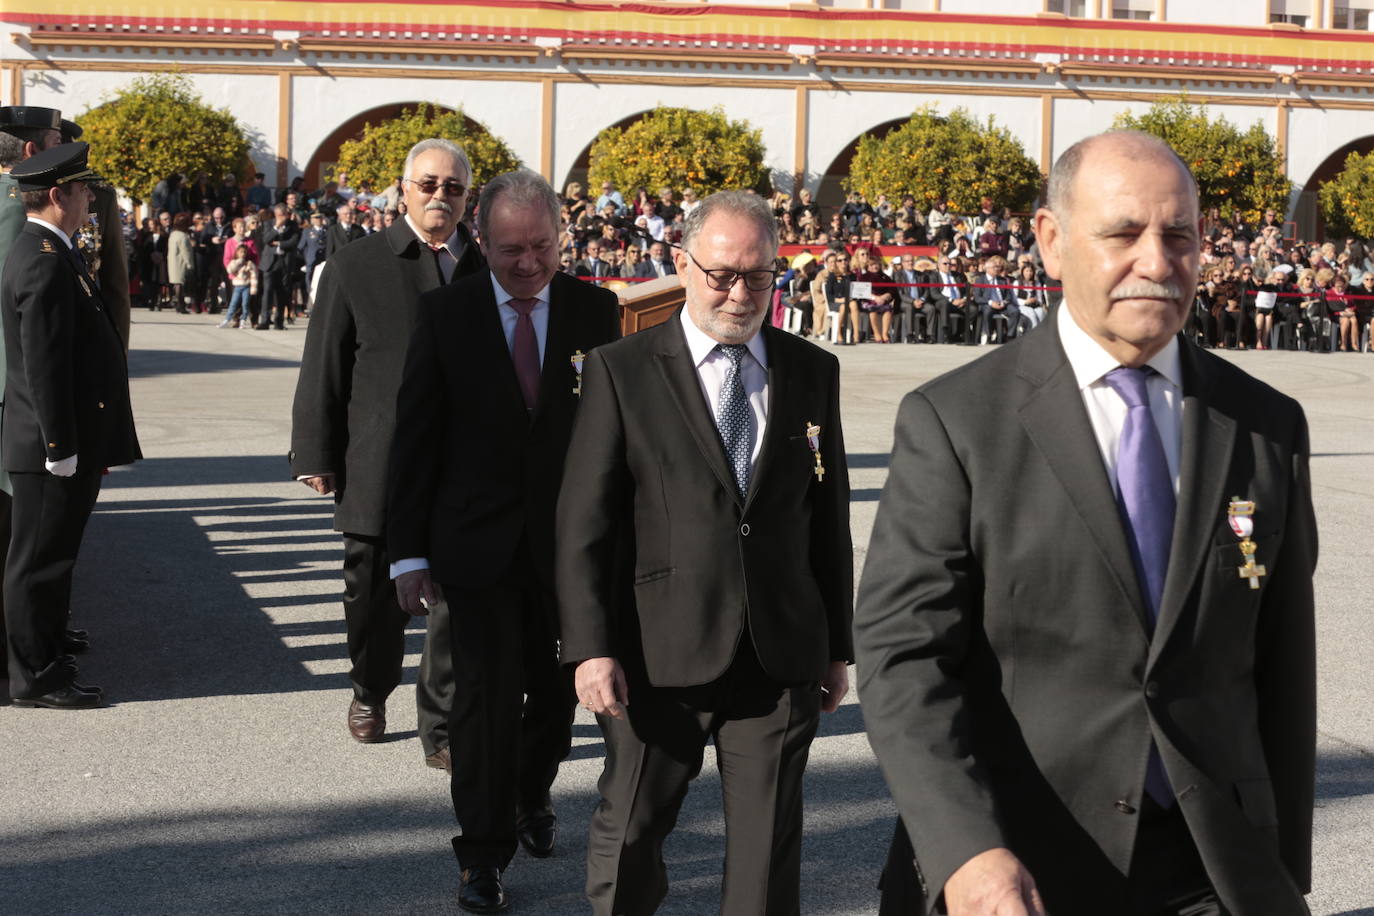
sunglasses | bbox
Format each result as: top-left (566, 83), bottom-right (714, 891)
top-left (404, 177), bottom-right (467, 197)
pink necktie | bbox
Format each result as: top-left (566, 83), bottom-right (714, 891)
top-left (507, 298), bottom-right (541, 411)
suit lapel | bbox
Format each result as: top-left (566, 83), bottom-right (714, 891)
top-left (1016, 319), bottom-right (1151, 637)
top-left (1151, 340), bottom-right (1235, 660)
top-left (743, 325), bottom-right (790, 512)
top-left (531, 277), bottom-right (572, 426)
top-left (653, 313), bottom-right (741, 503)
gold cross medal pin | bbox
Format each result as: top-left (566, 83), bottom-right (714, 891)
top-left (570, 350), bottom-right (585, 396)
top-left (806, 422), bottom-right (825, 482)
top-left (1227, 497), bottom-right (1265, 589)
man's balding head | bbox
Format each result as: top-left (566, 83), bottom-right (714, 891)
top-left (1034, 130), bottom-right (1200, 368)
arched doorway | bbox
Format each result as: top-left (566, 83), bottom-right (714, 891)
top-left (302, 103), bottom-right (482, 191)
top-left (559, 110), bottom-right (653, 201)
top-left (815, 118), bottom-right (907, 218)
top-left (1295, 135), bottom-right (1374, 241)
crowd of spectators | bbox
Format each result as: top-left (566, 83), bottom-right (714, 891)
top-left (556, 178), bottom-right (1373, 353)
top-left (122, 168), bottom-right (409, 326)
top-left (116, 168), bottom-right (1374, 353)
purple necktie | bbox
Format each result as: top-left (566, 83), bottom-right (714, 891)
top-left (1104, 366), bottom-right (1176, 808)
top-left (507, 298), bottom-right (541, 411)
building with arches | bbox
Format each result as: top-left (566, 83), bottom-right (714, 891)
top-left (4, 0), bottom-right (1374, 237)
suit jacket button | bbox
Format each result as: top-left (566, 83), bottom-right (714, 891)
top-left (739, 523), bottom-right (750, 536)
top-left (1115, 800), bottom-right (1137, 815)
top-left (1144, 681), bottom-right (1160, 699)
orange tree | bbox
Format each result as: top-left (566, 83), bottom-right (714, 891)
top-left (1114, 96), bottom-right (1290, 223)
top-left (1317, 149), bottom-right (1374, 239)
top-left (334, 103), bottom-right (521, 191)
top-left (75, 73), bottom-right (250, 205)
top-left (587, 106), bottom-right (768, 196)
top-left (845, 106), bottom-right (1042, 213)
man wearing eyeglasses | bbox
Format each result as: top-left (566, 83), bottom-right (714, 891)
top-left (923, 256), bottom-right (973, 344)
top-left (290, 138), bottom-right (484, 770)
top-left (556, 190), bottom-right (853, 915)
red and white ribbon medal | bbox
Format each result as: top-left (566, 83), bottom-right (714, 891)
top-left (1227, 497), bottom-right (1265, 590)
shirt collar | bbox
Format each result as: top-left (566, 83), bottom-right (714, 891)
top-left (27, 216), bottom-right (72, 249)
top-left (491, 272), bottom-right (551, 307)
top-left (403, 213), bottom-right (461, 258)
top-left (678, 307), bottom-right (769, 371)
top-left (1056, 300), bottom-right (1182, 391)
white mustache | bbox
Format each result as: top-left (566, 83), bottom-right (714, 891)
top-left (425, 200), bottom-right (453, 214)
top-left (1111, 280), bottom-right (1183, 301)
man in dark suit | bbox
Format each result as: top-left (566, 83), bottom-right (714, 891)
top-left (632, 240), bottom-right (677, 280)
top-left (923, 254), bottom-right (973, 344)
top-left (325, 204), bottom-right (366, 260)
top-left (970, 255), bottom-right (1020, 344)
top-left (892, 253), bottom-right (934, 343)
top-left (855, 131), bottom-right (1316, 916)
top-left (256, 203), bottom-right (299, 330)
top-left (301, 212), bottom-right (328, 291)
top-left (1, 143), bottom-right (139, 707)
top-left (290, 138), bottom-right (483, 765)
top-left (575, 239), bottom-right (612, 281)
top-left (557, 190), bottom-right (853, 915)
top-left (387, 169), bottom-right (620, 913)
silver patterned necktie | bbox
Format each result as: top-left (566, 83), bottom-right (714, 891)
top-left (714, 344), bottom-right (752, 500)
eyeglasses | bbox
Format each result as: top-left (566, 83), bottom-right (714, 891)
top-left (684, 250), bottom-right (778, 291)
top-left (404, 177), bottom-right (467, 197)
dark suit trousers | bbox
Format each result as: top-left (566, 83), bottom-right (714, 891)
top-left (444, 548), bottom-right (575, 871)
top-left (586, 642), bottom-right (822, 916)
top-left (4, 469), bottom-right (103, 698)
top-left (0, 488), bottom-right (11, 680)
top-left (1127, 798), bottom-right (1230, 916)
top-left (261, 268), bottom-right (289, 328)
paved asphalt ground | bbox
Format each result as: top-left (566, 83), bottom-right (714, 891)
top-left (1, 311), bottom-right (1371, 916)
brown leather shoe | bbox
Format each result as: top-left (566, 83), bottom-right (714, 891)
top-left (347, 698), bottom-right (385, 743)
top-left (425, 747), bottom-right (452, 773)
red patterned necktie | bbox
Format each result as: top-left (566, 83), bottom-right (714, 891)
top-left (507, 297), bottom-right (541, 411)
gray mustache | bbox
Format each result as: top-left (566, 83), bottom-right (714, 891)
top-left (1111, 281), bottom-right (1183, 301)
top-left (425, 200), bottom-right (453, 214)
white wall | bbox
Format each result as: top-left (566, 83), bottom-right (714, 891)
top-left (1164, 0), bottom-right (1269, 26)
top-left (291, 73), bottom-right (543, 179)
top-left (939, 0), bottom-right (1043, 14)
top-left (1287, 106), bottom-right (1374, 187)
top-left (550, 81), bottom-right (797, 190)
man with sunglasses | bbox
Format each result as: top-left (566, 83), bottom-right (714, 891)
top-left (924, 255), bottom-right (973, 344)
top-left (557, 190), bottom-right (853, 914)
top-left (291, 138), bottom-right (484, 769)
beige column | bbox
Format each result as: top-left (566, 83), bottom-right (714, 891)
top-left (1040, 94), bottom-right (1055, 175)
top-left (793, 86), bottom-right (808, 196)
top-left (540, 78), bottom-right (555, 183)
top-left (276, 72), bottom-right (292, 187)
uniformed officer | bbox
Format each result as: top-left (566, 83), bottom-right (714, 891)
top-left (1, 142), bottom-right (140, 708)
top-left (0, 105), bottom-right (71, 689)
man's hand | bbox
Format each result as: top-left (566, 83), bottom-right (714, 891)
top-left (575, 657), bottom-right (629, 720)
top-left (301, 474), bottom-right (335, 495)
top-left (944, 848), bottom-right (1044, 916)
top-left (820, 660), bottom-right (849, 713)
top-left (395, 569), bottom-right (442, 617)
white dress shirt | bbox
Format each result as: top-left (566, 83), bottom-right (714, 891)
top-left (390, 273), bottom-right (554, 580)
top-left (403, 214), bottom-right (466, 283)
top-left (26, 217), bottom-right (78, 476)
top-left (1056, 303), bottom-right (1183, 497)
top-left (679, 308), bottom-right (769, 468)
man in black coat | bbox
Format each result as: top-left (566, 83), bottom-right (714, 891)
top-left (632, 240), bottom-right (677, 280)
top-left (1, 143), bottom-right (139, 707)
top-left (923, 254), bottom-right (974, 344)
top-left (556, 191), bottom-right (852, 915)
top-left (325, 204), bottom-right (366, 260)
top-left (387, 169), bottom-right (621, 914)
top-left (856, 132), bottom-right (1316, 916)
top-left (290, 139), bottom-right (484, 765)
top-left (256, 203), bottom-right (299, 330)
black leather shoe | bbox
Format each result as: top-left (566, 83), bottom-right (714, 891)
top-left (12, 685), bottom-right (102, 709)
top-left (458, 866), bottom-right (508, 913)
top-left (516, 804), bottom-right (557, 858)
top-left (62, 634), bottom-right (90, 654)
top-left (66, 627), bottom-right (89, 641)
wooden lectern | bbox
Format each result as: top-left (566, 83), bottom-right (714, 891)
top-left (613, 275), bottom-right (683, 337)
